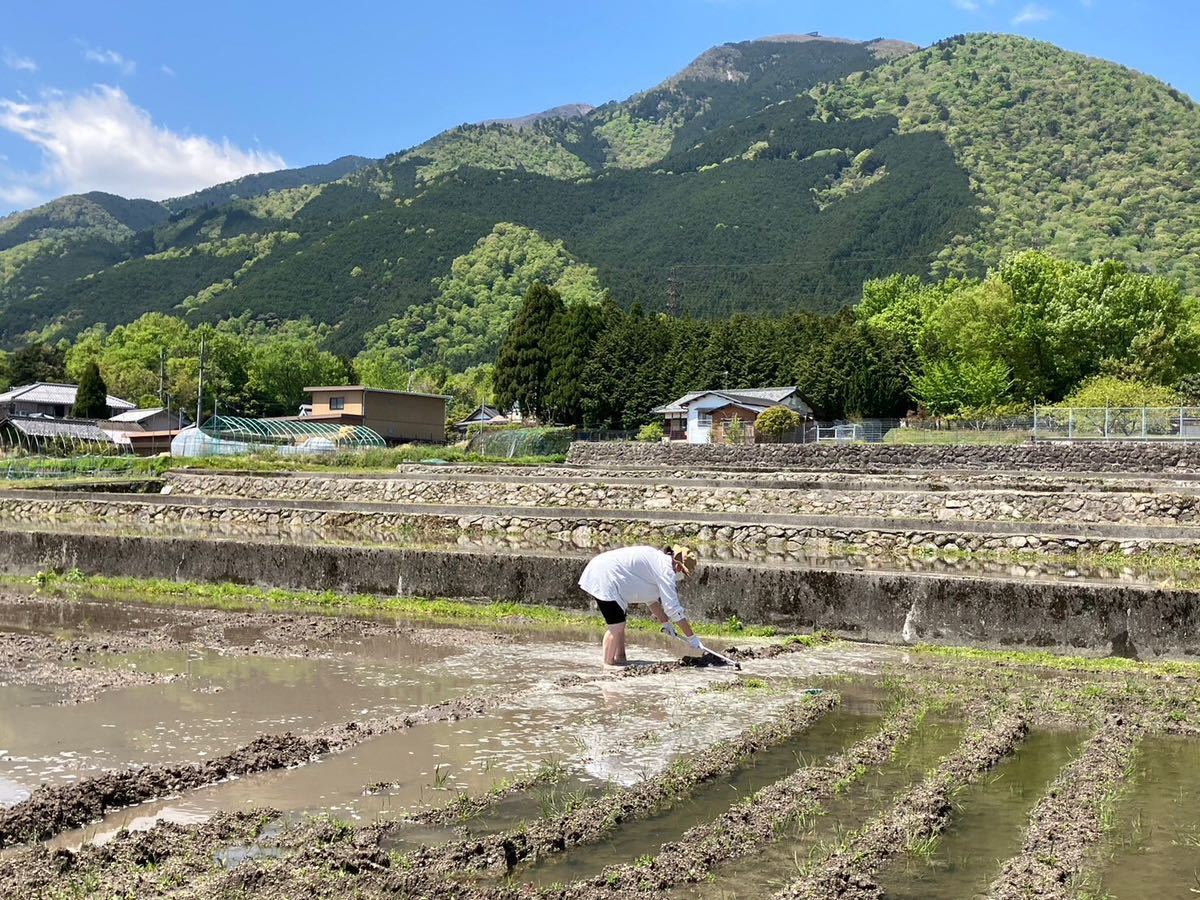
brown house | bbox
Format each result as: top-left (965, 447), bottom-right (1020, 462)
top-left (709, 404), bottom-right (759, 444)
top-left (302, 386), bottom-right (448, 444)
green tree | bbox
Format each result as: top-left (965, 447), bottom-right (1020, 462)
top-left (494, 283), bottom-right (565, 422)
top-left (1064, 376), bottom-right (1179, 408)
top-left (725, 414), bottom-right (746, 445)
top-left (912, 357), bottom-right (1013, 415)
top-left (546, 301), bottom-right (607, 425)
top-left (755, 405), bottom-right (802, 440)
top-left (72, 360), bottom-right (109, 418)
top-left (8, 341), bottom-right (67, 386)
top-left (246, 335), bottom-right (348, 417)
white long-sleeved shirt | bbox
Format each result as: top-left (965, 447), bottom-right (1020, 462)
top-left (578, 545), bottom-right (685, 622)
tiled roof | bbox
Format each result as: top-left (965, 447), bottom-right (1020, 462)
top-left (109, 407), bottom-right (165, 423)
top-left (651, 387), bottom-right (799, 415)
top-left (0, 382), bottom-right (134, 410)
top-left (0, 417), bottom-right (114, 442)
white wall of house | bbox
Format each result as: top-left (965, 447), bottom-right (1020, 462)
top-left (686, 394), bottom-right (744, 443)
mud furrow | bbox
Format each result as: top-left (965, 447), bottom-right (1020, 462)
top-left (378, 691), bottom-right (841, 891)
top-left (402, 767), bottom-right (563, 828)
top-left (778, 706), bottom-right (1029, 900)
top-left (0, 695), bottom-right (493, 848)
top-left (987, 715), bottom-right (1141, 900)
top-left (553, 700), bottom-right (928, 900)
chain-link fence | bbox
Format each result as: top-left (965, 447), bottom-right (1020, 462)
top-left (890, 407), bottom-right (1200, 444)
top-left (1033, 407), bottom-right (1200, 441)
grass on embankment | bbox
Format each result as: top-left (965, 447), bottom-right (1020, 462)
top-left (18, 570), bottom-right (819, 642)
top-left (168, 445), bottom-right (564, 473)
top-left (882, 427), bottom-right (1028, 446)
top-left (0, 446), bottom-right (565, 491)
top-left (914, 643), bottom-right (1200, 679)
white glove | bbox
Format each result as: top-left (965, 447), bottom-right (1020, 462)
top-left (686, 635), bottom-right (703, 651)
top-left (661, 623), bottom-right (679, 639)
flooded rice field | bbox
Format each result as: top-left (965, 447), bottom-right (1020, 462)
top-left (1, 590), bottom-right (1200, 898)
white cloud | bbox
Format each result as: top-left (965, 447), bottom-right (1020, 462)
top-left (0, 85), bottom-right (285, 204)
top-left (81, 45), bottom-right (136, 76)
top-left (160, 64), bottom-right (176, 77)
top-left (952, 0), bottom-right (981, 11)
top-left (1012, 3), bottom-right (1053, 24)
top-left (2, 49), bottom-right (37, 73)
top-left (0, 182), bottom-right (41, 207)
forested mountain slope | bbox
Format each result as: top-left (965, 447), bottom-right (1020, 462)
top-left (0, 32), bottom-right (1197, 360)
top-left (813, 33), bottom-right (1200, 289)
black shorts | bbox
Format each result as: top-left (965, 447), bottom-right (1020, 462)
top-left (596, 598), bottom-right (627, 626)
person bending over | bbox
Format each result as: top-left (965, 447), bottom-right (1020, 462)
top-left (578, 544), bottom-right (700, 666)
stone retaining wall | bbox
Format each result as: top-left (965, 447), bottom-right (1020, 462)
top-left (392, 464), bottom-right (1197, 494)
top-left (164, 471), bottom-right (1200, 527)
top-left (2, 528), bottom-right (1196, 658)
top-left (566, 441), bottom-right (1200, 473)
top-left (0, 495), bottom-right (1184, 562)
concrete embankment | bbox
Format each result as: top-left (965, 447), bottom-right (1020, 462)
top-left (2, 527), bottom-right (1197, 659)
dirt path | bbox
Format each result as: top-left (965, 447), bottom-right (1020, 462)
top-left (986, 716), bottom-right (1141, 899)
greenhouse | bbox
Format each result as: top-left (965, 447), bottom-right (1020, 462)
top-left (171, 416), bottom-right (386, 458)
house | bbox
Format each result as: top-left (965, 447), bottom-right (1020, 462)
top-left (108, 407), bottom-right (191, 433)
top-left (454, 404), bottom-right (518, 435)
top-left (0, 383), bottom-right (134, 420)
top-left (301, 386), bottom-right (449, 444)
top-left (651, 387), bottom-right (815, 444)
top-left (125, 429), bottom-right (186, 456)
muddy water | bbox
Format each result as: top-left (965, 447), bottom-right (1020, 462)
top-left (519, 703), bottom-right (882, 887)
top-left (47, 651), bottom-right (884, 849)
top-left (677, 714), bottom-right (970, 899)
top-left (0, 604), bottom-right (615, 803)
top-left (1088, 735), bottom-right (1200, 898)
top-left (875, 728), bottom-right (1084, 899)
top-left (0, 646), bottom-right (475, 790)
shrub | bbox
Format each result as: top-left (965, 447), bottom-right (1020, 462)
top-left (1064, 376), bottom-right (1179, 408)
top-left (636, 421), bottom-right (665, 442)
top-left (725, 415), bottom-right (746, 444)
top-left (755, 406), bottom-right (803, 439)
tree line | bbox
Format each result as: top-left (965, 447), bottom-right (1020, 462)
top-left (494, 250), bottom-right (1200, 428)
top-left (2, 249), bottom-right (1194, 432)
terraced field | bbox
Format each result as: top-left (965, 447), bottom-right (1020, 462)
top-left (2, 445), bottom-right (1199, 896)
top-left (0, 590), bottom-right (1197, 898)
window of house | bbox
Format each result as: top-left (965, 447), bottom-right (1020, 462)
top-left (697, 412), bottom-right (712, 428)
top-left (329, 396), bottom-right (345, 411)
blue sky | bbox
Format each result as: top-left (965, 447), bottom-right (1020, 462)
top-left (0, 0), bottom-right (1195, 213)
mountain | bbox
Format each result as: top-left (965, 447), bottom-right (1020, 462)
top-left (0, 192), bottom-right (169, 251)
top-left (0, 32), bottom-right (1197, 361)
top-left (163, 155), bottom-right (374, 213)
top-left (481, 104), bottom-right (596, 129)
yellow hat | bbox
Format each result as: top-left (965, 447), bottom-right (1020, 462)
top-left (671, 545), bottom-right (699, 577)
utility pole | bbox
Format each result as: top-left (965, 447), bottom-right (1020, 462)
top-left (666, 269), bottom-right (681, 317)
top-left (158, 348), bottom-right (165, 406)
top-left (195, 332), bottom-right (205, 427)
